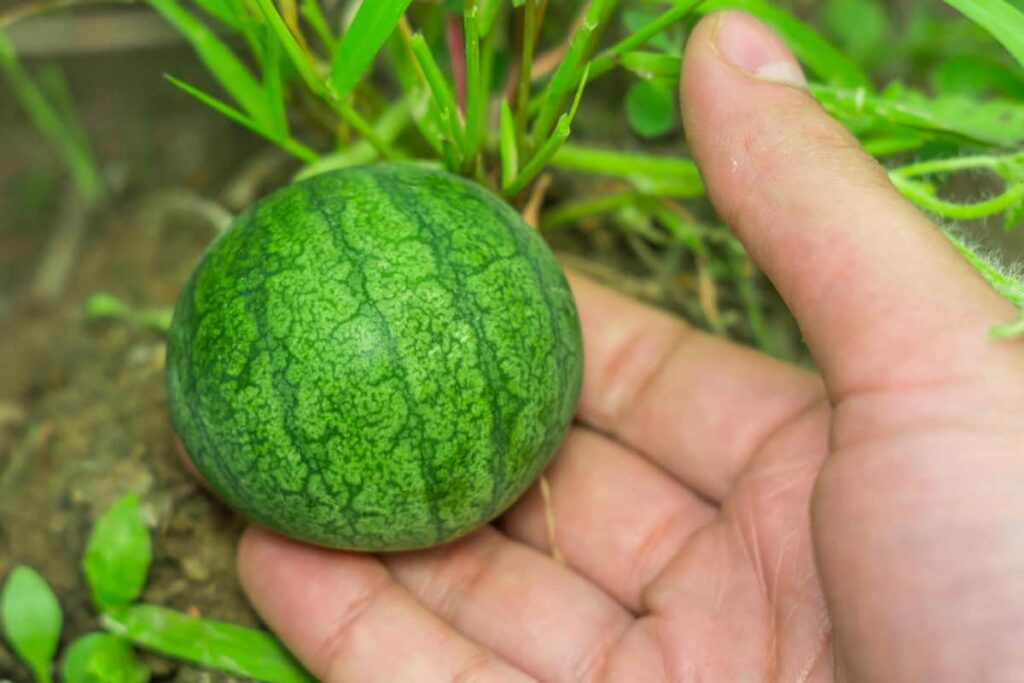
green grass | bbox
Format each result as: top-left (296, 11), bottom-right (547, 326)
top-left (4, 0), bottom-right (1024, 340)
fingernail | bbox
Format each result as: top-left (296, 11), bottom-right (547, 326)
top-left (713, 11), bottom-right (807, 88)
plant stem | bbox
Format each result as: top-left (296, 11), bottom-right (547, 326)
top-left (499, 99), bottom-right (519, 188)
top-left (531, 0), bottom-right (619, 146)
top-left (516, 0), bottom-right (538, 152)
top-left (891, 173), bottom-right (1024, 220)
top-left (945, 230), bottom-right (1024, 308)
top-left (505, 114), bottom-right (570, 195)
top-left (991, 315), bottom-right (1024, 340)
top-left (463, 0), bottom-right (484, 170)
top-left (588, 0), bottom-right (702, 80)
top-left (892, 152), bottom-right (1024, 178)
top-left (551, 144), bottom-right (705, 197)
top-left (411, 32), bottom-right (465, 168)
top-left (300, 0), bottom-right (336, 54)
top-left (540, 190), bottom-right (642, 229)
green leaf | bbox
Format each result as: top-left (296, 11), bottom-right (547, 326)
top-left (300, 0), bottom-right (337, 54)
top-left (410, 32), bottom-right (465, 167)
top-left (813, 84), bottom-right (1024, 147)
top-left (697, 0), bottom-right (871, 88)
top-left (329, 0), bottom-right (414, 98)
top-left (620, 51), bottom-right (683, 80)
top-left (262, 32), bottom-right (288, 140)
top-left (83, 494), bottom-right (152, 611)
top-left (191, 0), bottom-right (246, 30)
top-left (165, 75), bottom-right (319, 162)
top-left (823, 0), bottom-right (887, 63)
top-left (551, 144), bottom-right (705, 198)
top-left (250, 0), bottom-right (324, 97)
top-left (532, 0), bottom-right (621, 144)
top-left (625, 79), bottom-right (676, 138)
top-left (147, 0), bottom-right (273, 128)
top-left (295, 100), bottom-right (411, 179)
top-left (931, 55), bottom-right (1024, 98)
top-left (589, 0), bottom-right (702, 82)
top-left (102, 604), bottom-right (314, 683)
top-left (1, 566), bottom-right (62, 683)
top-left (499, 99), bottom-right (519, 189)
top-left (60, 633), bottom-right (148, 683)
top-left (943, 0), bottom-right (1024, 68)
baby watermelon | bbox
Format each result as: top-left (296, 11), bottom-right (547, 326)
top-left (166, 163), bottom-right (583, 551)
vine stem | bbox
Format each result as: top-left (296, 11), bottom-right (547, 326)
top-left (891, 173), bottom-right (1024, 221)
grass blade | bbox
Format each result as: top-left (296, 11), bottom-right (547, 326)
top-left (102, 604), bottom-right (314, 683)
top-left (532, 0), bottom-right (620, 145)
top-left (499, 99), bottom-right (518, 189)
top-left (813, 84), bottom-right (1024, 147)
top-left (507, 67), bottom-right (589, 196)
top-left (588, 0), bottom-right (702, 80)
top-left (250, 0), bottom-right (323, 96)
top-left (301, 0), bottom-right (336, 54)
top-left (478, 0), bottom-right (502, 36)
top-left (329, 0), bottom-right (413, 99)
top-left (296, 100), bottom-right (411, 179)
top-left (0, 33), bottom-right (103, 201)
top-left (166, 75), bottom-right (319, 162)
top-left (148, 0), bottom-right (273, 126)
top-left (550, 144), bottom-right (705, 198)
top-left (262, 33), bottom-right (288, 139)
top-left (411, 32), bottom-right (465, 166)
top-left (463, 0), bottom-right (484, 168)
top-left (697, 0), bottom-right (870, 88)
top-left (943, 0), bottom-right (1024, 68)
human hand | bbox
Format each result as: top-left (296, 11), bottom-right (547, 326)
top-left (236, 11), bottom-right (1024, 682)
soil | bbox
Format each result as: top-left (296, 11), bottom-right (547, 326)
top-left (0, 44), bottom-right (275, 682)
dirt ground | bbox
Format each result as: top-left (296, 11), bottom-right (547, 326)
top-left (0, 44), bottom-right (281, 681)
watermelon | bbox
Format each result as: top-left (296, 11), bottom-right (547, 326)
top-left (165, 163), bottom-right (583, 551)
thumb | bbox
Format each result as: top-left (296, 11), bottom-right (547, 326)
top-left (680, 11), bottom-right (1013, 400)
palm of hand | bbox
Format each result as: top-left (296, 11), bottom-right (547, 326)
top-left (236, 12), bottom-right (1024, 683)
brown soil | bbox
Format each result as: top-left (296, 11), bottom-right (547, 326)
top-left (0, 45), bottom-right (274, 682)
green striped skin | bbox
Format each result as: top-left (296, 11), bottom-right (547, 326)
top-left (166, 164), bottom-right (583, 551)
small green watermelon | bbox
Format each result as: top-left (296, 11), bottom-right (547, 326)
top-left (166, 163), bottom-right (583, 551)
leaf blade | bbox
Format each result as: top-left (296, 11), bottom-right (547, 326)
top-left (943, 0), bottom-right (1024, 68)
top-left (102, 604), bottom-right (314, 683)
top-left (83, 494), bottom-right (152, 612)
top-left (60, 633), bottom-right (148, 683)
top-left (329, 0), bottom-right (414, 98)
top-left (147, 0), bottom-right (272, 127)
top-left (1, 566), bottom-right (62, 682)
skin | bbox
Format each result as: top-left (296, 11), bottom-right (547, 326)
top-left (230, 12), bottom-right (1024, 682)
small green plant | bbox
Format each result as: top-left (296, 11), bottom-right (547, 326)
top-left (138, 0), bottom-right (1024, 341)
top-left (1, 566), bottom-right (62, 682)
top-left (83, 293), bottom-right (173, 334)
top-left (5, 0), bottom-right (1024, 343)
top-left (1, 494), bottom-right (312, 682)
